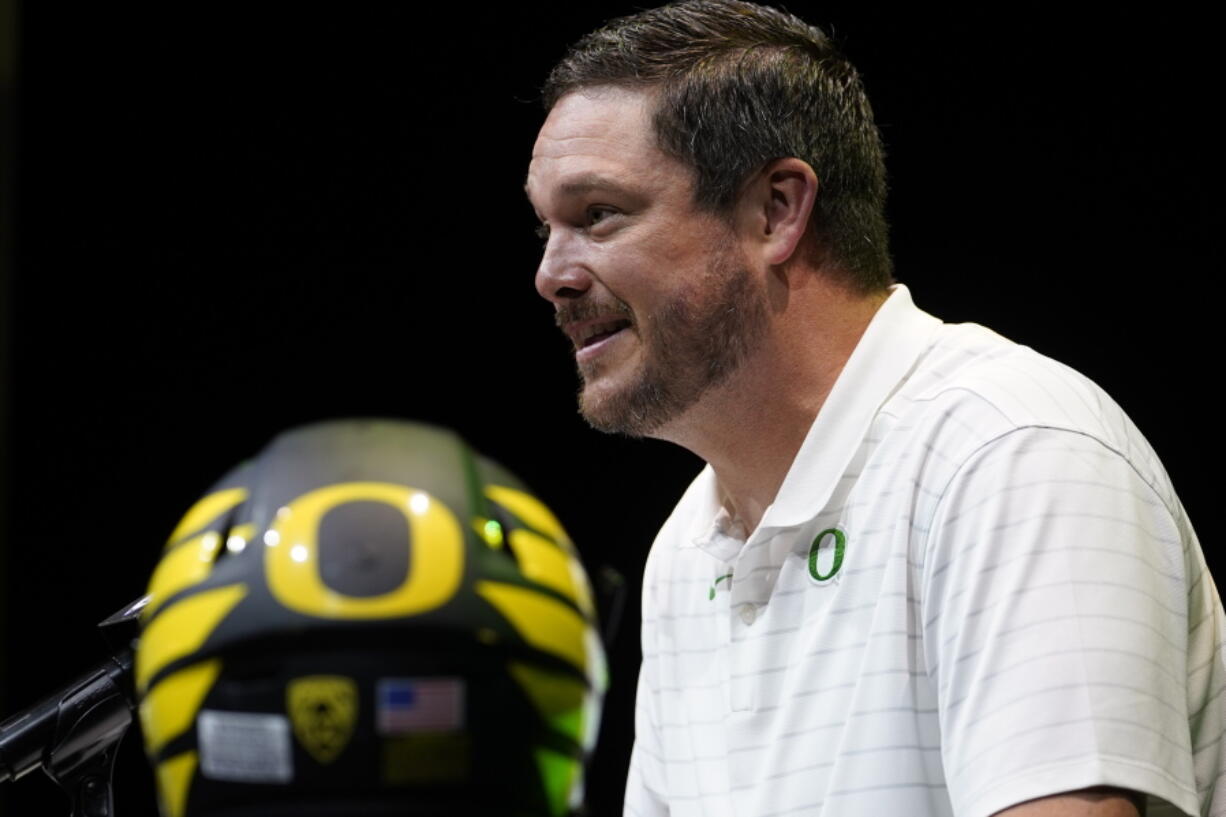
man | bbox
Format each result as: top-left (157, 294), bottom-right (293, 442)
top-left (524, 2), bottom-right (1223, 816)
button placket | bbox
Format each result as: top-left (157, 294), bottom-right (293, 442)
top-left (726, 531), bottom-right (779, 713)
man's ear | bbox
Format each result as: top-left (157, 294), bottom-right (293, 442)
top-left (739, 157), bottom-right (819, 267)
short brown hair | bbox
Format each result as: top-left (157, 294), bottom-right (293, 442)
top-left (543, 0), bottom-right (892, 292)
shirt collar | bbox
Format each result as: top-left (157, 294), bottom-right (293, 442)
top-left (759, 283), bottom-right (942, 531)
top-left (688, 285), bottom-right (942, 599)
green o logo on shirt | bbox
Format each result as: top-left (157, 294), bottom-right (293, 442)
top-left (808, 528), bottom-right (846, 583)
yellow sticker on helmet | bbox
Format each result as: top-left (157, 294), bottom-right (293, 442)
top-left (382, 733), bottom-right (471, 784)
top-left (287, 675), bottom-right (358, 765)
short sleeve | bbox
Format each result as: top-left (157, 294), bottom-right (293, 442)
top-left (921, 426), bottom-right (1210, 817)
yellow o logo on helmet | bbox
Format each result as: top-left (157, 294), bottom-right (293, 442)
top-left (264, 481), bottom-right (464, 619)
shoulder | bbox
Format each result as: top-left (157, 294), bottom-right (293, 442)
top-left (881, 320), bottom-right (1178, 513)
top-left (891, 320), bottom-right (1115, 434)
top-left (905, 328), bottom-right (1209, 817)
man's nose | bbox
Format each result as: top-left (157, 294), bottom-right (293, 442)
top-left (534, 232), bottom-right (592, 305)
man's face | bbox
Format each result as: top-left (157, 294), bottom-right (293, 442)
top-left (526, 87), bottom-right (769, 437)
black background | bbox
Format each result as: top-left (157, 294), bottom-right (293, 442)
top-left (3, 4), bottom-right (1220, 815)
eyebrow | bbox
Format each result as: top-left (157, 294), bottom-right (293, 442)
top-left (523, 173), bottom-right (636, 203)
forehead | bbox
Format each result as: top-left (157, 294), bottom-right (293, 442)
top-left (534, 86), bottom-right (654, 156)
top-left (526, 86), bottom-right (688, 206)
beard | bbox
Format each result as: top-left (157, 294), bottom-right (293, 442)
top-left (568, 247), bottom-right (769, 438)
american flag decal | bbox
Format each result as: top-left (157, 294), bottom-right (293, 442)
top-left (376, 678), bottom-right (465, 734)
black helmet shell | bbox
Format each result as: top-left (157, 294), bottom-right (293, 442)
top-left (136, 419), bottom-right (606, 817)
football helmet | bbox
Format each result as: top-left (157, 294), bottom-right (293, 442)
top-left (135, 419), bottom-right (606, 817)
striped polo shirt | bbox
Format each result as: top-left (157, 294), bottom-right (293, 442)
top-left (624, 285), bottom-right (1224, 817)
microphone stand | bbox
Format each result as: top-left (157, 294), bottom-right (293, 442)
top-left (0, 597), bottom-right (146, 817)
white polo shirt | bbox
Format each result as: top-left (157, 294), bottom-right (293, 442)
top-left (624, 285), bottom-right (1224, 817)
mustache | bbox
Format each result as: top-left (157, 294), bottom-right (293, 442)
top-left (554, 299), bottom-right (634, 328)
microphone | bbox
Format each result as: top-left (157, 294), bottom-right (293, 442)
top-left (0, 647), bottom-right (135, 785)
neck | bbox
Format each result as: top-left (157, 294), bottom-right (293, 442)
top-left (658, 280), bottom-right (887, 533)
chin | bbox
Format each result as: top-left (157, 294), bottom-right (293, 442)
top-left (577, 381), bottom-right (632, 435)
top-left (576, 370), bottom-right (687, 440)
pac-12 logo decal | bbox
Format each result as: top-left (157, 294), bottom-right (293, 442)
top-left (808, 528), bottom-right (846, 584)
top-left (287, 675), bottom-right (358, 764)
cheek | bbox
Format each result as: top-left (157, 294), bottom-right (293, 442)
top-left (595, 250), bottom-right (670, 306)
top-left (597, 224), bottom-right (722, 307)
top-left (647, 232), bottom-right (704, 268)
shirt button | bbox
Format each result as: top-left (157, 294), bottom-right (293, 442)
top-left (739, 605), bottom-right (757, 624)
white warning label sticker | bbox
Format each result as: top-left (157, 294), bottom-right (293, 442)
top-left (198, 709), bottom-right (293, 783)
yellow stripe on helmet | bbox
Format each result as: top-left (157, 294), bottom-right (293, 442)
top-left (136, 584), bottom-right (247, 694)
top-left (154, 751), bottom-right (198, 817)
top-left (165, 488), bottom-right (247, 549)
top-left (140, 659), bottom-right (222, 757)
top-left (476, 581), bottom-right (592, 677)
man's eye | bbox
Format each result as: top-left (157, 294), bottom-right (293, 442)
top-left (587, 207), bottom-right (616, 227)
